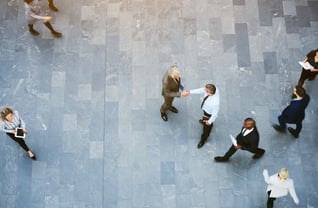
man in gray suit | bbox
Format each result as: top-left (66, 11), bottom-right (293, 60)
top-left (160, 66), bottom-right (189, 121)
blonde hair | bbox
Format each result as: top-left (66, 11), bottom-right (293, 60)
top-left (168, 65), bottom-right (180, 77)
top-left (278, 168), bottom-right (289, 180)
top-left (0, 107), bottom-right (13, 121)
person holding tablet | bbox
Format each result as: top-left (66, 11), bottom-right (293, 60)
top-left (0, 107), bottom-right (36, 160)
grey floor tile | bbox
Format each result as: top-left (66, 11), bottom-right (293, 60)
top-left (0, 0), bottom-right (318, 207)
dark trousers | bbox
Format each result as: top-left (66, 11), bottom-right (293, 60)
top-left (224, 144), bottom-right (265, 159)
top-left (278, 115), bottom-right (302, 135)
top-left (200, 122), bottom-right (213, 144)
top-left (6, 133), bottom-right (30, 152)
top-left (160, 96), bottom-right (174, 113)
top-left (298, 68), bottom-right (318, 86)
top-left (267, 191), bottom-right (276, 208)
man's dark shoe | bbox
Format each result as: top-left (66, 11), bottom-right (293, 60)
top-left (214, 156), bottom-right (229, 162)
top-left (288, 127), bottom-right (299, 138)
top-left (197, 141), bottom-right (205, 149)
top-left (161, 112), bottom-right (168, 121)
top-left (272, 124), bottom-right (285, 132)
top-left (169, 106), bottom-right (178, 113)
top-left (253, 151), bottom-right (265, 159)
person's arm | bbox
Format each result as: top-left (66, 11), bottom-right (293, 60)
top-left (262, 169), bottom-right (270, 184)
top-left (0, 122), bottom-right (15, 133)
top-left (288, 180), bottom-right (300, 205)
top-left (207, 103), bottom-right (219, 124)
top-left (189, 88), bottom-right (205, 94)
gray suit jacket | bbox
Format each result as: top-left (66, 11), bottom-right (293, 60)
top-left (161, 71), bottom-right (181, 98)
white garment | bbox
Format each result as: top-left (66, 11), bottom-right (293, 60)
top-left (189, 86), bottom-right (220, 124)
top-left (263, 169), bottom-right (299, 204)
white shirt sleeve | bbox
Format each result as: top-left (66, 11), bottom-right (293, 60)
top-left (189, 88), bottom-right (205, 94)
top-left (288, 180), bottom-right (299, 204)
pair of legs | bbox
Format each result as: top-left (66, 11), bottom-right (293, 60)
top-left (298, 68), bottom-right (318, 87)
top-left (267, 191), bottom-right (276, 208)
top-left (222, 145), bottom-right (265, 160)
top-left (6, 133), bottom-right (36, 159)
top-left (197, 120), bottom-right (213, 148)
top-left (278, 115), bottom-right (302, 137)
top-left (28, 21), bottom-right (62, 38)
top-left (160, 96), bottom-right (178, 121)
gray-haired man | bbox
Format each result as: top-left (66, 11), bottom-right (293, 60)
top-left (160, 66), bottom-right (189, 121)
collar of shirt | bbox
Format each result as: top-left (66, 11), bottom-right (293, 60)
top-left (292, 97), bottom-right (302, 101)
top-left (242, 128), bottom-right (254, 136)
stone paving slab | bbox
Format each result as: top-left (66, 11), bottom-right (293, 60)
top-left (0, 0), bottom-right (318, 207)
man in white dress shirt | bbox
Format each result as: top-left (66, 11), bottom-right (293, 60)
top-left (189, 84), bottom-right (220, 148)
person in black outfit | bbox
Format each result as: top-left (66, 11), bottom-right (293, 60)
top-left (298, 48), bottom-right (318, 87)
top-left (214, 118), bottom-right (265, 162)
top-left (272, 86), bottom-right (310, 138)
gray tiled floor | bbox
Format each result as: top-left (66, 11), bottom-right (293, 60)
top-left (0, 0), bottom-right (318, 207)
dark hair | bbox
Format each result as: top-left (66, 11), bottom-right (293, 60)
top-left (24, 0), bottom-right (33, 4)
top-left (244, 117), bottom-right (256, 126)
top-left (295, 85), bottom-right (306, 97)
top-left (205, 84), bottom-right (216, 95)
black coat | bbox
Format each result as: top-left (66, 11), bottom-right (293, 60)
top-left (236, 127), bottom-right (260, 153)
top-left (281, 94), bottom-right (310, 122)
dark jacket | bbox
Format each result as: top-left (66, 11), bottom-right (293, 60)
top-left (237, 127), bottom-right (260, 153)
top-left (161, 71), bottom-right (181, 98)
top-left (281, 94), bottom-right (310, 122)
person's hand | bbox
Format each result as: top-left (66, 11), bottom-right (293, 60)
top-left (181, 90), bottom-right (190, 97)
top-left (234, 144), bottom-right (241, 149)
top-left (23, 128), bottom-right (27, 134)
top-left (43, 16), bottom-right (52, 21)
top-left (310, 68), bottom-right (318, 72)
top-left (204, 120), bottom-right (211, 125)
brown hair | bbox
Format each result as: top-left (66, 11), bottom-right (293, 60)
top-left (295, 85), bottom-right (306, 97)
top-left (0, 107), bottom-right (13, 121)
top-left (205, 84), bottom-right (216, 95)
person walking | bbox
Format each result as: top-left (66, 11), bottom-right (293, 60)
top-left (24, 0), bottom-right (62, 38)
top-left (214, 118), bottom-right (265, 162)
top-left (297, 48), bottom-right (318, 87)
top-left (263, 168), bottom-right (299, 208)
top-left (272, 86), bottom-right (310, 138)
top-left (0, 107), bottom-right (36, 160)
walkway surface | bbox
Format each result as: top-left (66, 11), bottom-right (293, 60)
top-left (0, 0), bottom-right (318, 207)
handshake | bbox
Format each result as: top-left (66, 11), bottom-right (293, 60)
top-left (181, 90), bottom-right (190, 97)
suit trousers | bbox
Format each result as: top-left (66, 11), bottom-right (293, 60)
top-left (267, 191), bottom-right (276, 208)
top-left (224, 144), bottom-right (265, 159)
top-left (200, 123), bottom-right (213, 144)
top-left (298, 68), bottom-right (318, 86)
top-left (6, 133), bottom-right (30, 152)
top-left (278, 115), bottom-right (302, 135)
top-left (160, 96), bottom-right (174, 113)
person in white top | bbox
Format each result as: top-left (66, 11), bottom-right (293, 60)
top-left (0, 107), bottom-right (36, 160)
top-left (189, 84), bottom-right (220, 148)
top-left (263, 168), bottom-right (300, 208)
top-left (24, 0), bottom-right (62, 38)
